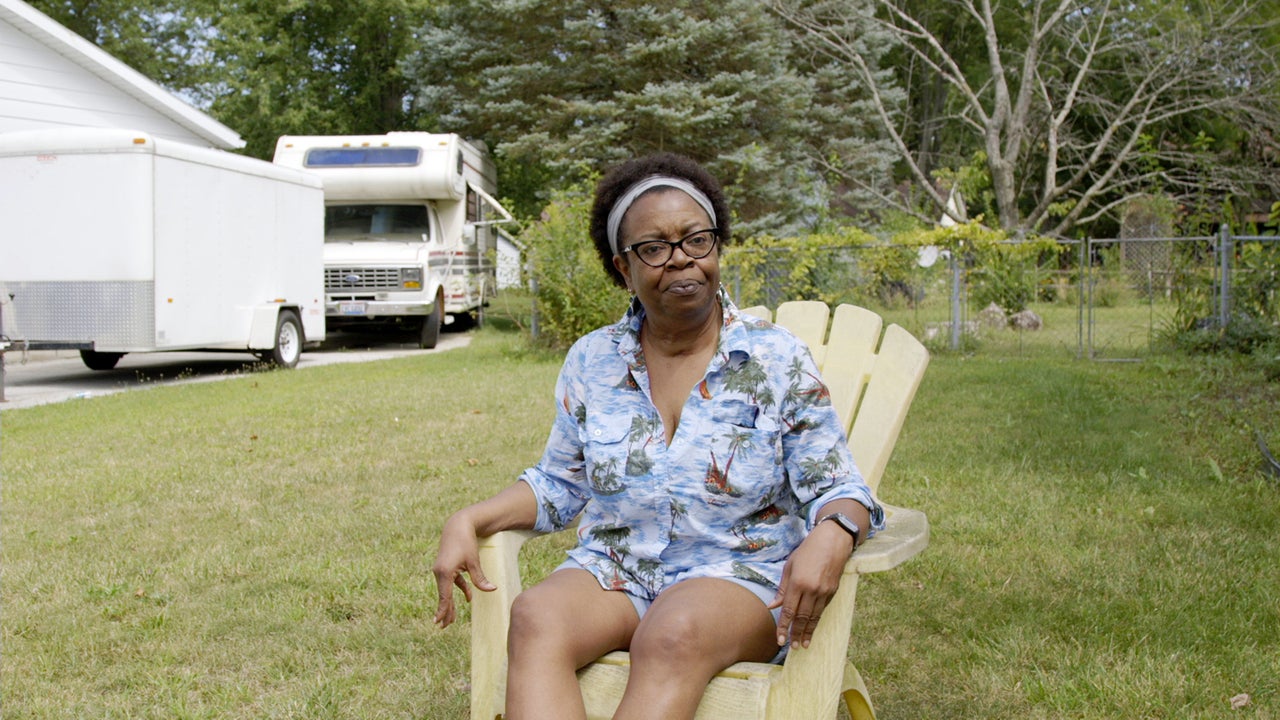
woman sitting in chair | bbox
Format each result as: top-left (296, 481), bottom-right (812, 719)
top-left (431, 153), bottom-right (884, 720)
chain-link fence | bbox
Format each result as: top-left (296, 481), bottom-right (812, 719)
top-left (720, 230), bottom-right (1280, 360)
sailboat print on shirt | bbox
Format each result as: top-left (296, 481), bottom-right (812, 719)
top-left (704, 427), bottom-right (754, 498)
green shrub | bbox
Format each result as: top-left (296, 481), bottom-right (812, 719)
top-left (855, 242), bottom-right (925, 309)
top-left (722, 228), bottom-right (877, 308)
top-left (1162, 314), bottom-right (1280, 369)
top-left (1166, 240), bottom-right (1219, 333)
top-left (1220, 314), bottom-right (1280, 354)
top-left (969, 253), bottom-right (1038, 313)
top-left (1235, 239), bottom-right (1280, 323)
top-left (894, 221), bottom-right (1059, 315)
top-left (521, 182), bottom-right (629, 349)
top-left (1165, 324), bottom-right (1223, 355)
top-left (1086, 276), bottom-right (1125, 308)
top-left (1257, 340), bottom-right (1280, 382)
top-left (974, 241), bottom-right (1065, 314)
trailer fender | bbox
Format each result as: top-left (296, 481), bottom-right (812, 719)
top-left (248, 305), bottom-right (298, 349)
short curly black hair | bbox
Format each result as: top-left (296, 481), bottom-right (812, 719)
top-left (589, 153), bottom-right (731, 289)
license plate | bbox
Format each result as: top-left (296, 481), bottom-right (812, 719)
top-left (339, 302), bottom-right (367, 316)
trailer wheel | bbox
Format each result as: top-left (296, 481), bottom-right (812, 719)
top-left (268, 310), bottom-right (303, 368)
top-left (420, 291), bottom-right (443, 349)
top-left (448, 310), bottom-right (477, 332)
top-left (80, 350), bottom-right (124, 371)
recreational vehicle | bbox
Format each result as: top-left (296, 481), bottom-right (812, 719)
top-left (273, 132), bottom-right (513, 348)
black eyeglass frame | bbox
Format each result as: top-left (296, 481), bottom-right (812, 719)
top-left (621, 228), bottom-right (721, 268)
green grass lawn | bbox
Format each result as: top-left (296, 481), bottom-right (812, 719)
top-left (3, 293), bottom-right (1277, 719)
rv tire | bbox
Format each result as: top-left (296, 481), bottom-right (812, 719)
top-left (268, 310), bottom-right (303, 368)
top-left (420, 291), bottom-right (443, 349)
top-left (80, 350), bottom-right (124, 371)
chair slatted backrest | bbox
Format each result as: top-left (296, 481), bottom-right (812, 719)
top-left (742, 301), bottom-right (928, 494)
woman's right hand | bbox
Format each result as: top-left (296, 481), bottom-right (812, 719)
top-left (431, 511), bottom-right (497, 628)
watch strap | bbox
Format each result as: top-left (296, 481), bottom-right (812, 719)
top-left (817, 512), bottom-right (861, 550)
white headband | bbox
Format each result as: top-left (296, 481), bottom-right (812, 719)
top-left (606, 175), bottom-right (718, 257)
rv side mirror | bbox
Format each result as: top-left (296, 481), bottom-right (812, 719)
top-left (462, 225), bottom-right (477, 246)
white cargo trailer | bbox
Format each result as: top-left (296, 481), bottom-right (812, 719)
top-left (272, 132), bottom-right (514, 348)
top-left (0, 128), bottom-right (325, 370)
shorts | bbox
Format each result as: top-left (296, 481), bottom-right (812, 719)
top-left (554, 558), bottom-right (788, 664)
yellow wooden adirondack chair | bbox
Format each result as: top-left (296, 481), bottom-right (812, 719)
top-left (469, 301), bottom-right (930, 720)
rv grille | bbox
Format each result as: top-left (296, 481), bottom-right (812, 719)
top-left (325, 267), bottom-right (401, 291)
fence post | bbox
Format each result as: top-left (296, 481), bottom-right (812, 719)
top-left (1218, 224), bottom-right (1232, 329)
top-left (1086, 238), bottom-right (1096, 358)
top-left (526, 258), bottom-right (539, 341)
top-left (949, 251), bottom-right (962, 351)
top-left (1077, 239), bottom-right (1086, 359)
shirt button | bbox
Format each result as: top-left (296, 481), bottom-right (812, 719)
top-left (593, 429), bottom-right (602, 436)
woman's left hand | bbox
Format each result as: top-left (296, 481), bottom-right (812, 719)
top-left (769, 520), bottom-right (854, 649)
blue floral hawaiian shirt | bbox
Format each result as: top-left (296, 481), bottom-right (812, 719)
top-left (519, 287), bottom-right (885, 600)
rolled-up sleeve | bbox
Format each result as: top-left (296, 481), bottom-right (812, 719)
top-left (776, 346), bottom-right (885, 536)
top-left (518, 342), bottom-right (591, 533)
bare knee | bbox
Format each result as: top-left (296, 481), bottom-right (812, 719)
top-left (507, 574), bottom-right (639, 672)
top-left (628, 581), bottom-right (777, 675)
top-left (508, 586), bottom-right (571, 656)
top-left (629, 607), bottom-right (721, 671)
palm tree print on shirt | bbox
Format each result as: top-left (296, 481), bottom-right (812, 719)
top-left (626, 414), bottom-right (660, 475)
top-left (589, 456), bottom-right (625, 495)
top-left (668, 497), bottom-right (688, 542)
top-left (590, 525), bottom-right (632, 564)
top-left (542, 498), bottom-right (567, 530)
top-left (797, 445), bottom-right (846, 492)
top-left (722, 355), bottom-right (775, 409)
top-left (635, 558), bottom-right (663, 588)
top-left (783, 355), bottom-right (831, 430)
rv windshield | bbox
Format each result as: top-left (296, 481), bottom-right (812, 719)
top-left (324, 205), bottom-right (430, 242)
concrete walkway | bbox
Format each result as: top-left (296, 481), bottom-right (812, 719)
top-left (0, 333), bottom-right (472, 411)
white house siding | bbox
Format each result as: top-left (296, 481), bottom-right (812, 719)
top-left (0, 0), bottom-right (241, 148)
top-left (496, 233), bottom-right (526, 290)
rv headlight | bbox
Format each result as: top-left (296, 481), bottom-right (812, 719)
top-left (401, 266), bottom-right (423, 289)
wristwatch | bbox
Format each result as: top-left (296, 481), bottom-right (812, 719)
top-left (817, 512), bottom-right (861, 551)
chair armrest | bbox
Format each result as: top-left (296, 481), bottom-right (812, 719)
top-left (471, 529), bottom-right (543, 720)
top-left (848, 503), bottom-right (929, 575)
top-left (477, 529), bottom-right (543, 572)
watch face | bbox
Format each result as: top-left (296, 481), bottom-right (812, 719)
top-left (823, 513), bottom-right (859, 541)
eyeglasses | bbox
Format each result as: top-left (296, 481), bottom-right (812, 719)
top-left (622, 228), bottom-right (720, 268)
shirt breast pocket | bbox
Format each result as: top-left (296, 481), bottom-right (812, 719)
top-left (711, 399), bottom-right (778, 432)
top-left (583, 418), bottom-right (636, 492)
top-left (706, 400), bottom-right (781, 496)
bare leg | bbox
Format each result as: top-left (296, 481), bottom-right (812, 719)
top-left (613, 578), bottom-right (778, 720)
top-left (505, 568), bottom-right (640, 720)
